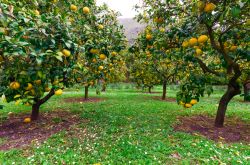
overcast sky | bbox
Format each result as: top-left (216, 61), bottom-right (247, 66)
top-left (96, 0), bottom-right (141, 18)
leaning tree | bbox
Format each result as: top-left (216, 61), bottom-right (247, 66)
top-left (135, 0), bottom-right (249, 127)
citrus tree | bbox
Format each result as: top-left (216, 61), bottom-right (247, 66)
top-left (136, 0), bottom-right (249, 127)
top-left (129, 24), bottom-right (183, 98)
top-left (0, 0), bottom-right (97, 120)
top-left (73, 4), bottom-right (127, 99)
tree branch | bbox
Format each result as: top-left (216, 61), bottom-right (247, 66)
top-left (195, 57), bottom-right (221, 76)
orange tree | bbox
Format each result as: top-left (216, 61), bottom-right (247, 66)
top-left (73, 4), bottom-right (127, 99)
top-left (128, 23), bottom-right (183, 98)
top-left (127, 48), bottom-right (161, 93)
top-left (137, 0), bottom-right (249, 127)
top-left (0, 0), bottom-right (98, 120)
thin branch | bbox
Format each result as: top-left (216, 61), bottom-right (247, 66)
top-left (195, 57), bottom-right (221, 76)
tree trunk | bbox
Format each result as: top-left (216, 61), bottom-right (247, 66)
top-left (30, 89), bottom-right (55, 121)
top-left (148, 87), bottom-right (152, 93)
top-left (215, 83), bottom-right (241, 127)
top-left (244, 75), bottom-right (250, 102)
top-left (162, 80), bottom-right (167, 100)
top-left (84, 86), bottom-right (89, 100)
top-left (31, 102), bottom-right (40, 120)
top-left (102, 85), bottom-right (106, 92)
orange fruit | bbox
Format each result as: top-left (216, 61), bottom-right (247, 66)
top-left (204, 3), bottom-right (216, 13)
top-left (83, 7), bottom-right (90, 14)
top-left (98, 24), bottom-right (104, 29)
top-left (230, 46), bottom-right (237, 52)
top-left (62, 49), bottom-right (71, 57)
top-left (70, 5), bottom-right (78, 11)
top-left (24, 117), bottom-right (31, 123)
top-left (111, 51), bottom-right (117, 57)
top-left (99, 54), bottom-right (106, 60)
top-left (182, 41), bottom-right (189, 48)
top-left (10, 82), bottom-right (20, 90)
top-left (196, 49), bottom-right (203, 56)
top-left (25, 83), bottom-right (33, 90)
top-left (34, 10), bottom-right (40, 16)
top-left (198, 35), bottom-right (208, 43)
top-left (55, 89), bottom-right (63, 96)
top-left (98, 66), bottom-right (104, 71)
top-left (190, 99), bottom-right (198, 105)
top-left (146, 34), bottom-right (152, 40)
top-left (184, 103), bottom-right (192, 108)
top-left (189, 38), bottom-right (198, 46)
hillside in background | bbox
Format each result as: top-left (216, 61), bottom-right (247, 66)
top-left (118, 18), bottom-right (145, 45)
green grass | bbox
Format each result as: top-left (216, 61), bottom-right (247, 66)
top-left (0, 85), bottom-right (250, 164)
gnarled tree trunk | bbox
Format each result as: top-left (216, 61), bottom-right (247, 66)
top-left (31, 89), bottom-right (55, 121)
top-left (215, 81), bottom-right (241, 127)
top-left (162, 80), bottom-right (167, 100)
top-left (84, 86), bottom-right (89, 100)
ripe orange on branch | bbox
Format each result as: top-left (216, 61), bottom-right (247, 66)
top-left (62, 49), bottom-right (71, 57)
top-left (55, 89), bottom-right (63, 96)
top-left (70, 5), bottom-right (78, 11)
top-left (99, 54), bottom-right (107, 60)
top-left (196, 49), bottom-right (203, 56)
top-left (98, 66), bottom-right (104, 71)
top-left (204, 3), bottom-right (216, 13)
top-left (83, 7), bottom-right (90, 14)
top-left (189, 38), bottom-right (198, 46)
top-left (146, 34), bottom-right (153, 40)
top-left (25, 83), bottom-right (33, 91)
top-left (230, 46), bottom-right (237, 52)
top-left (198, 35), bottom-right (208, 43)
top-left (10, 82), bottom-right (20, 90)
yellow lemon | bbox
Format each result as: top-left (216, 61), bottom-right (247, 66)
top-left (98, 24), bottom-right (104, 29)
top-left (25, 83), bottom-right (33, 91)
top-left (34, 10), bottom-right (40, 16)
top-left (62, 49), bottom-right (71, 57)
top-left (90, 49), bottom-right (99, 54)
top-left (24, 117), bottom-right (31, 123)
top-left (182, 41), bottom-right (189, 48)
top-left (159, 27), bottom-right (165, 33)
top-left (10, 82), bottom-right (20, 90)
top-left (196, 49), bottom-right (203, 56)
top-left (70, 5), bottom-right (78, 11)
top-left (146, 34), bottom-right (152, 40)
top-left (189, 38), bottom-right (198, 46)
top-left (111, 51), bottom-right (117, 57)
top-left (83, 7), bottom-right (90, 14)
top-left (190, 99), bottom-right (198, 105)
top-left (184, 103), bottom-right (192, 108)
top-left (230, 46), bottom-right (237, 52)
top-left (99, 54), bottom-right (106, 60)
top-left (98, 66), bottom-right (104, 71)
top-left (55, 89), bottom-right (63, 96)
top-left (204, 3), bottom-right (216, 13)
top-left (198, 35), bottom-right (208, 43)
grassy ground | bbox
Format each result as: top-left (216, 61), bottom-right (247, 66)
top-left (0, 85), bottom-right (250, 164)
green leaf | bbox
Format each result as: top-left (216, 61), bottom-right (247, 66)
top-left (231, 7), bottom-right (241, 18)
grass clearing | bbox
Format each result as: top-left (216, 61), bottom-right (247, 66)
top-left (0, 85), bottom-right (249, 164)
